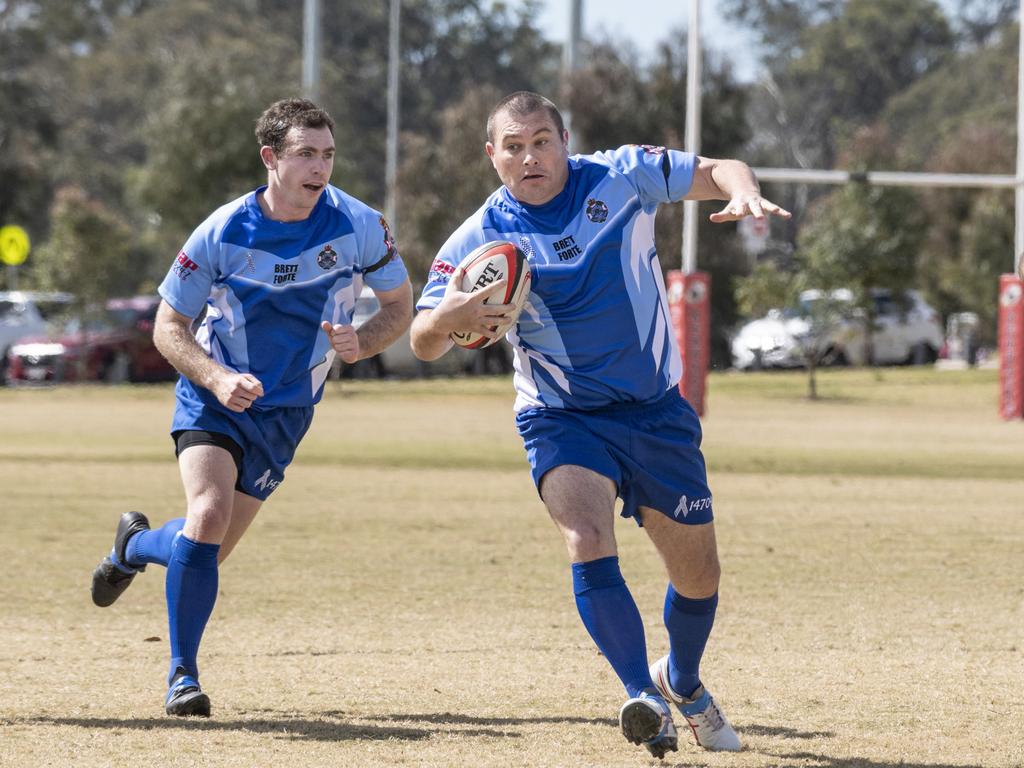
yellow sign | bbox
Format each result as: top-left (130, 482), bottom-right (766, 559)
top-left (0, 225), bottom-right (31, 266)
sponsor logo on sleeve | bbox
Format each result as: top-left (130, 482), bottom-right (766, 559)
top-left (172, 251), bottom-right (199, 281)
top-left (380, 216), bottom-right (398, 261)
top-left (428, 257), bottom-right (456, 284)
top-left (632, 144), bottom-right (666, 155)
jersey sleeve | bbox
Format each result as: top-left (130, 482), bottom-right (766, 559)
top-left (157, 226), bottom-right (219, 319)
top-left (355, 210), bottom-right (408, 292)
top-left (415, 218), bottom-right (489, 311)
top-left (590, 145), bottom-right (697, 211)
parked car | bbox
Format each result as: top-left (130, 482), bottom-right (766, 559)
top-left (0, 291), bottom-right (74, 383)
top-left (5, 295), bottom-right (176, 384)
top-left (340, 287), bottom-right (511, 378)
top-left (731, 288), bottom-right (944, 370)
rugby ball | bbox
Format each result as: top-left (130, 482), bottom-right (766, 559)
top-left (449, 240), bottom-right (531, 349)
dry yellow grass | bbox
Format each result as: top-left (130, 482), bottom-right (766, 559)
top-left (1, 368), bottom-right (1022, 767)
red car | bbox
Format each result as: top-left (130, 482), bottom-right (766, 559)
top-left (5, 295), bottom-right (176, 384)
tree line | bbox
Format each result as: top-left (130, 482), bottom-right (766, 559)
top-left (1, 0), bottom-right (1018, 365)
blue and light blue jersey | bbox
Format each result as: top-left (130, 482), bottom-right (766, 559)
top-left (417, 145), bottom-right (696, 412)
top-left (159, 184), bottom-right (407, 408)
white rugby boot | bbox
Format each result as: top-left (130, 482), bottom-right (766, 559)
top-left (650, 654), bottom-right (741, 751)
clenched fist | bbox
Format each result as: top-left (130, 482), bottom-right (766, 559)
top-left (212, 372), bottom-right (264, 413)
top-left (321, 321), bottom-right (360, 364)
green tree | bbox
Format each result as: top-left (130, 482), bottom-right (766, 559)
top-left (0, 2), bottom-right (62, 245)
top-left (721, 0), bottom-right (844, 68)
top-left (119, 0), bottom-right (557, 275)
top-left (53, 1), bottom-right (297, 282)
top-left (877, 22), bottom-right (1017, 343)
top-left (734, 261), bottom-right (794, 319)
top-left (1, 0), bottom-right (175, 266)
top-left (396, 84), bottom-right (505, 283)
top-left (33, 186), bottom-right (140, 302)
top-left (129, 26), bottom-right (297, 269)
top-left (954, 0), bottom-right (1019, 46)
top-left (734, 0), bottom-right (952, 174)
top-left (31, 184), bottom-right (145, 378)
top-left (310, 0), bottom-right (559, 207)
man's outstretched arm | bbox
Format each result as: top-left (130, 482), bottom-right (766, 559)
top-left (686, 156), bottom-right (792, 223)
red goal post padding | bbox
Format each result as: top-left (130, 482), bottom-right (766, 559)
top-left (667, 270), bottom-right (710, 416)
top-left (998, 274), bottom-right (1024, 420)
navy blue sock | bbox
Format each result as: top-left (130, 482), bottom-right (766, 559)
top-left (572, 556), bottom-right (653, 699)
top-left (663, 585), bottom-right (718, 698)
top-left (165, 535), bottom-right (220, 683)
top-left (126, 518), bottom-right (186, 568)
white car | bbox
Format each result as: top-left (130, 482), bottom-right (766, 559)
top-left (0, 291), bottom-right (74, 383)
top-left (731, 288), bottom-right (944, 370)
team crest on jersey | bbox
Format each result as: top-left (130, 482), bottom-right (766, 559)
top-left (586, 199), bottom-right (609, 223)
top-left (518, 236), bottom-right (535, 259)
top-left (316, 244), bottom-right (338, 270)
top-left (244, 252), bottom-right (256, 274)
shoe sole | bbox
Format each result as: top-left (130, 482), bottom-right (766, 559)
top-left (619, 699), bottom-right (664, 745)
top-left (90, 560), bottom-right (136, 608)
top-left (645, 736), bottom-right (679, 760)
top-left (166, 690), bottom-right (211, 717)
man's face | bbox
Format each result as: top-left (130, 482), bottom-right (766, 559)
top-left (486, 109), bottom-right (569, 206)
top-left (262, 125), bottom-right (335, 216)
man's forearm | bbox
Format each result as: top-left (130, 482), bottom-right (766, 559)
top-left (154, 321), bottom-right (228, 390)
top-left (410, 309), bottom-right (455, 361)
top-left (355, 298), bottom-right (413, 360)
top-left (708, 159), bottom-right (761, 199)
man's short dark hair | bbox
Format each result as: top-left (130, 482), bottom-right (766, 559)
top-left (255, 98), bottom-right (335, 155)
top-left (486, 91), bottom-right (565, 143)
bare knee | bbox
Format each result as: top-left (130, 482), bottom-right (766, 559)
top-left (540, 465), bottom-right (618, 562)
top-left (670, 550), bottom-right (721, 598)
top-left (643, 512), bottom-right (723, 597)
top-left (559, 520), bottom-right (616, 562)
top-left (184, 496), bottom-right (233, 544)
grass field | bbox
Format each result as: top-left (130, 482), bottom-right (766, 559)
top-left (1, 367), bottom-right (1022, 768)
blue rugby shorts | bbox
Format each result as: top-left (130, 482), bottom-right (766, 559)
top-left (515, 387), bottom-right (713, 525)
top-left (170, 378), bottom-right (314, 501)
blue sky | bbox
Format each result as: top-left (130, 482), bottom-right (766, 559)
top-left (518, 0), bottom-right (764, 81)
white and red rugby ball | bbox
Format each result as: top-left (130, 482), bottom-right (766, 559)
top-left (449, 240), bottom-right (531, 349)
